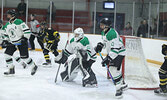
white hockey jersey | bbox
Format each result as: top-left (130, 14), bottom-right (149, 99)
top-left (3, 19), bottom-right (31, 45)
top-left (101, 28), bottom-right (125, 59)
top-left (0, 29), bottom-right (5, 44)
top-left (64, 36), bottom-right (97, 61)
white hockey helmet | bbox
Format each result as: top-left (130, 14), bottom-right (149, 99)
top-left (74, 27), bottom-right (84, 41)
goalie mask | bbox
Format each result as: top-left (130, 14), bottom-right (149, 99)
top-left (74, 27), bottom-right (84, 41)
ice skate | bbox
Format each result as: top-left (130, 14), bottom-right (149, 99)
top-left (154, 87), bottom-right (167, 95)
top-left (82, 76), bottom-right (98, 87)
top-left (4, 67), bottom-right (15, 75)
top-left (42, 60), bottom-right (52, 67)
top-left (31, 65), bottom-right (38, 75)
top-left (121, 80), bottom-right (128, 91)
top-left (115, 89), bottom-right (123, 99)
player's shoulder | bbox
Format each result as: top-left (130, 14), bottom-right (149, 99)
top-left (2, 22), bottom-right (9, 30)
top-left (14, 19), bottom-right (24, 25)
top-left (80, 36), bottom-right (89, 46)
top-left (70, 38), bottom-right (75, 43)
top-left (106, 28), bottom-right (117, 40)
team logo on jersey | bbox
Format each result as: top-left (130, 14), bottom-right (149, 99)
top-left (8, 28), bottom-right (16, 38)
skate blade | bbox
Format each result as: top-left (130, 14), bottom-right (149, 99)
top-left (85, 84), bottom-right (98, 88)
top-left (3, 74), bottom-right (15, 77)
top-left (115, 95), bottom-right (123, 99)
top-left (39, 65), bottom-right (52, 68)
top-left (154, 92), bottom-right (167, 96)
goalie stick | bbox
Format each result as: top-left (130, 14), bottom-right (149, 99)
top-left (55, 33), bottom-right (70, 83)
top-left (99, 52), bottom-right (115, 85)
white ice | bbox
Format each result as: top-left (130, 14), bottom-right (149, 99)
top-left (0, 50), bottom-right (166, 100)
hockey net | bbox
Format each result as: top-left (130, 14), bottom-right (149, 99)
top-left (108, 36), bottom-right (158, 90)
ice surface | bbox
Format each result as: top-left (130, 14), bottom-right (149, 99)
top-left (0, 50), bottom-right (166, 100)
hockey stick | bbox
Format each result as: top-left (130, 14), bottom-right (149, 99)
top-left (99, 52), bottom-right (115, 85)
top-left (54, 33), bottom-right (70, 83)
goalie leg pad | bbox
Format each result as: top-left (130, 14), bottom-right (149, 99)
top-left (60, 58), bottom-right (80, 81)
top-left (82, 60), bottom-right (97, 87)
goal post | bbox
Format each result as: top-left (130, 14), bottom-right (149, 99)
top-left (107, 36), bottom-right (159, 90)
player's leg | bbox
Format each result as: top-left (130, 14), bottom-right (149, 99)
top-left (29, 34), bottom-right (35, 50)
top-left (154, 58), bottom-right (167, 94)
top-left (37, 37), bottom-right (44, 50)
top-left (4, 45), bottom-right (17, 75)
top-left (14, 56), bottom-right (27, 69)
top-left (18, 43), bottom-right (38, 75)
top-left (114, 55), bottom-right (128, 91)
top-left (42, 48), bottom-right (51, 65)
top-left (109, 55), bottom-right (126, 98)
top-left (50, 42), bottom-right (59, 57)
top-left (60, 58), bottom-right (80, 81)
top-left (82, 59), bottom-right (97, 87)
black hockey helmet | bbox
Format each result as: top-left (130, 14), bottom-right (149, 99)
top-left (100, 18), bottom-right (112, 27)
top-left (30, 14), bottom-right (36, 17)
top-left (7, 9), bottom-right (16, 17)
top-left (40, 21), bottom-right (47, 26)
top-left (40, 21), bottom-right (47, 29)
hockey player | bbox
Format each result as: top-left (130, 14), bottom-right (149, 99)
top-left (29, 14), bottom-right (44, 50)
top-left (94, 18), bottom-right (127, 98)
top-left (0, 19), bottom-right (27, 69)
top-left (2, 9), bottom-right (38, 75)
top-left (154, 44), bottom-right (167, 95)
top-left (39, 21), bottom-right (60, 66)
top-left (55, 27), bottom-right (97, 87)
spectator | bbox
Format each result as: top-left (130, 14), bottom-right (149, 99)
top-left (47, 1), bottom-right (56, 22)
top-left (137, 19), bottom-right (152, 38)
top-left (123, 22), bottom-right (134, 36)
top-left (160, 20), bottom-right (167, 36)
top-left (17, 0), bottom-right (26, 17)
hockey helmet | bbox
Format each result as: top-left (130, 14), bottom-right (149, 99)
top-left (74, 27), bottom-right (84, 41)
top-left (100, 18), bottom-right (112, 27)
top-left (40, 21), bottom-right (47, 29)
top-left (40, 21), bottom-right (47, 26)
top-left (7, 9), bottom-right (16, 17)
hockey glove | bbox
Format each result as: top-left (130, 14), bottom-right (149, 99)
top-left (21, 37), bottom-right (28, 45)
top-left (1, 40), bottom-right (10, 48)
top-left (78, 49), bottom-right (88, 61)
top-left (162, 44), bottom-right (167, 55)
top-left (95, 42), bottom-right (104, 53)
top-left (101, 55), bottom-right (112, 67)
top-left (55, 50), bottom-right (68, 64)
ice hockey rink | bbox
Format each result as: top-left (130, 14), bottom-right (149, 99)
top-left (0, 49), bottom-right (166, 100)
